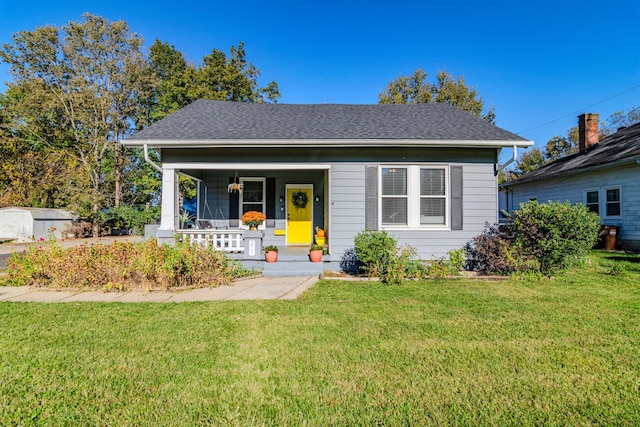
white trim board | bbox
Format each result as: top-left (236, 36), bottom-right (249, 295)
top-left (163, 163), bottom-right (332, 170)
top-left (124, 138), bottom-right (533, 148)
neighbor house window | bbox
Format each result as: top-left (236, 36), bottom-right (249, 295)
top-left (381, 165), bottom-right (448, 228)
top-left (605, 187), bottom-right (621, 216)
top-left (585, 190), bottom-right (599, 214)
top-left (240, 178), bottom-right (265, 215)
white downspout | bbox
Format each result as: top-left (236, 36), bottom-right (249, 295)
top-left (143, 144), bottom-right (162, 173)
top-left (498, 145), bottom-right (518, 172)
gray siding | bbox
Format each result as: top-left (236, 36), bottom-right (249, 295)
top-left (162, 145), bottom-right (501, 259)
top-left (328, 162), bottom-right (498, 260)
top-left (503, 163), bottom-right (640, 247)
top-left (329, 164), bottom-right (367, 256)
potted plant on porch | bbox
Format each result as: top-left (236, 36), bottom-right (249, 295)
top-left (309, 244), bottom-right (324, 262)
top-left (315, 226), bottom-right (326, 246)
top-left (264, 245), bottom-right (279, 263)
top-left (241, 211), bottom-right (266, 230)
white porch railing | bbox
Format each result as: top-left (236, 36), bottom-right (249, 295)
top-left (178, 229), bottom-right (245, 253)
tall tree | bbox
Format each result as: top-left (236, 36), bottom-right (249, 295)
top-left (1, 13), bottom-right (153, 231)
top-left (544, 135), bottom-right (574, 162)
top-left (513, 147), bottom-right (546, 176)
top-left (379, 68), bottom-right (495, 123)
top-left (147, 40), bottom-right (281, 208)
top-left (148, 40), bottom-right (280, 122)
top-left (0, 83), bottom-right (92, 211)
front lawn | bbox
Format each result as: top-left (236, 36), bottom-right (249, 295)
top-left (1, 251), bottom-right (638, 425)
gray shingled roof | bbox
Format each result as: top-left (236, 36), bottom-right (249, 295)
top-left (126, 100), bottom-right (530, 146)
top-left (502, 122), bottom-right (640, 187)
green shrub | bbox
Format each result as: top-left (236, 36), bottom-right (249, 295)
top-left (467, 201), bottom-right (601, 276)
top-left (354, 230), bottom-right (398, 277)
top-left (513, 201), bottom-right (601, 274)
top-left (1, 239), bottom-right (252, 290)
top-left (382, 245), bottom-right (419, 284)
top-left (447, 248), bottom-right (466, 272)
top-left (339, 248), bottom-right (364, 275)
top-left (98, 205), bottom-right (160, 234)
top-left (465, 223), bottom-right (519, 275)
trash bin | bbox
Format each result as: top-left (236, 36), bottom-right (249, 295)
top-left (603, 226), bottom-right (617, 250)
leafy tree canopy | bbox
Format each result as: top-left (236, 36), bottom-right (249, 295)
top-left (1, 13), bottom-right (152, 223)
top-left (379, 68), bottom-right (496, 123)
top-left (148, 40), bottom-right (280, 122)
top-left (0, 14), bottom-right (281, 225)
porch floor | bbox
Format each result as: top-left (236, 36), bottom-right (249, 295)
top-left (272, 245), bottom-right (320, 261)
top-left (233, 246), bottom-right (330, 277)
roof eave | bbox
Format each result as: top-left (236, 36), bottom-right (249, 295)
top-left (123, 138), bottom-right (533, 149)
top-left (501, 155), bottom-right (640, 188)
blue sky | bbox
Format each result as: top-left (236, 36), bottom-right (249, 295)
top-left (1, 0), bottom-right (639, 162)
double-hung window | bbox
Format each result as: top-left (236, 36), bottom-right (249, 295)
top-left (585, 190), bottom-right (599, 214)
top-left (381, 167), bottom-right (408, 225)
top-left (381, 165), bottom-right (448, 228)
top-left (240, 178), bottom-right (265, 215)
top-left (605, 187), bottom-right (621, 216)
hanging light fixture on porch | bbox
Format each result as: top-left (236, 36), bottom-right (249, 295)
top-left (228, 171), bottom-right (244, 193)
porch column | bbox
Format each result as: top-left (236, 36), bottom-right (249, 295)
top-left (157, 167), bottom-right (179, 245)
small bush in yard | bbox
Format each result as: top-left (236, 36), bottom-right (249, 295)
top-left (354, 230), bottom-right (398, 277)
top-left (425, 249), bottom-right (467, 278)
top-left (98, 205), bottom-right (160, 234)
top-left (340, 247), bottom-right (364, 275)
top-left (447, 248), bottom-right (466, 272)
top-left (513, 201), bottom-right (601, 274)
top-left (467, 201), bottom-right (601, 276)
top-left (466, 223), bottom-right (519, 275)
top-left (1, 239), bottom-right (252, 290)
top-left (382, 245), bottom-right (421, 284)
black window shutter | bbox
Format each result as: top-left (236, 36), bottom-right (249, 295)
top-left (451, 166), bottom-right (463, 230)
top-left (228, 177), bottom-right (239, 227)
top-left (365, 165), bottom-right (378, 230)
top-left (266, 178), bottom-right (276, 227)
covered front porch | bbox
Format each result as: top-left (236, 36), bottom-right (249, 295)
top-left (172, 233), bottom-right (330, 275)
top-left (158, 163), bottom-right (332, 270)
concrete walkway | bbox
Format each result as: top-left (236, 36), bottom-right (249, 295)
top-left (0, 276), bottom-right (319, 303)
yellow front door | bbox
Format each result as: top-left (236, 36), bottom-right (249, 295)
top-left (286, 186), bottom-right (313, 245)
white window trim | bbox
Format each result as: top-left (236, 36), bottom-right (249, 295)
top-left (379, 164), bottom-right (450, 230)
top-left (604, 186), bottom-right (622, 218)
top-left (239, 177), bottom-right (266, 229)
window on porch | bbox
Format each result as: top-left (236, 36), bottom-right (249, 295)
top-left (240, 178), bottom-right (265, 215)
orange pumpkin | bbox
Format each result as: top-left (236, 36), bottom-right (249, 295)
top-left (316, 228), bottom-right (325, 237)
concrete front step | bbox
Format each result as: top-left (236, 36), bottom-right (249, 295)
top-left (262, 260), bottom-right (325, 277)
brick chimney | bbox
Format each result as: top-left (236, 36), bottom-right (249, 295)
top-left (578, 113), bottom-right (599, 154)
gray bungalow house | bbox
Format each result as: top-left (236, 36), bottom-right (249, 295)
top-left (124, 100), bottom-right (531, 268)
top-left (500, 114), bottom-right (640, 250)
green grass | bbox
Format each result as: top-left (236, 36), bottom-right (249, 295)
top-left (1, 251), bottom-right (639, 425)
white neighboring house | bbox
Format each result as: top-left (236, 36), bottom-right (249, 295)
top-left (500, 113), bottom-right (640, 250)
top-left (0, 207), bottom-right (77, 243)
